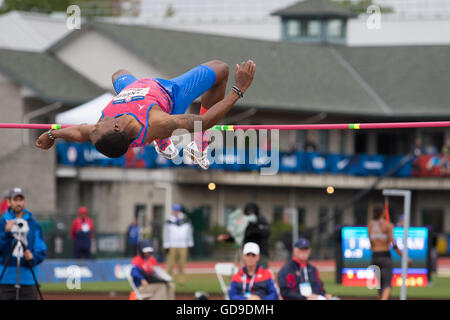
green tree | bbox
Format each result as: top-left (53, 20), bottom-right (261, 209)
top-left (1, 0), bottom-right (71, 13)
top-left (0, 0), bottom-right (121, 16)
top-left (337, 0), bottom-right (393, 14)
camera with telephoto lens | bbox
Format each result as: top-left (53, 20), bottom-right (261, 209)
top-left (10, 218), bottom-right (29, 242)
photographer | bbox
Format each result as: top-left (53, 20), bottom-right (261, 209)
top-left (0, 188), bottom-right (47, 300)
top-left (218, 202), bottom-right (270, 267)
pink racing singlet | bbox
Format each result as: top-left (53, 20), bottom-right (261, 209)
top-left (102, 78), bottom-right (173, 148)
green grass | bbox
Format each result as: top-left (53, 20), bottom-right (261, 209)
top-left (40, 274), bottom-right (222, 295)
top-left (41, 281), bottom-right (133, 293)
top-left (40, 272), bottom-right (450, 299)
top-left (319, 272), bottom-right (450, 299)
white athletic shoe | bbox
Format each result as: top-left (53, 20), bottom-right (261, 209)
top-left (183, 141), bottom-right (210, 170)
top-left (154, 139), bottom-right (178, 160)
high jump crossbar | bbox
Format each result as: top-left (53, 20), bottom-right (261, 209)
top-left (1, 121), bottom-right (450, 131)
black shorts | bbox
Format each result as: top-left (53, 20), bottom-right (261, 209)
top-left (0, 284), bottom-right (38, 300)
top-left (371, 251), bottom-right (393, 293)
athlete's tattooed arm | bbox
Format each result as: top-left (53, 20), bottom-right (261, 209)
top-left (149, 113), bottom-right (203, 140)
top-left (147, 92), bottom-right (240, 141)
top-left (35, 124), bottom-right (94, 149)
top-left (146, 60), bottom-right (256, 141)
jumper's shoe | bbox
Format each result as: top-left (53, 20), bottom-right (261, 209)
top-left (154, 139), bottom-right (178, 160)
top-left (183, 141), bottom-right (210, 170)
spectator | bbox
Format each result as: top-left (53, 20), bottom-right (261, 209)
top-left (395, 214), bottom-right (404, 227)
top-left (70, 206), bottom-right (95, 259)
top-left (304, 138), bottom-right (317, 153)
top-left (0, 188), bottom-right (46, 300)
top-left (130, 239), bottom-right (174, 300)
top-left (126, 218), bottom-right (140, 256)
top-left (412, 137), bottom-right (424, 157)
top-left (425, 144), bottom-right (438, 155)
top-left (430, 231), bottom-right (438, 276)
top-left (141, 216), bottom-right (152, 241)
top-left (163, 204), bottom-right (193, 286)
top-left (218, 202), bottom-right (270, 267)
top-left (441, 138), bottom-right (450, 155)
top-left (0, 191), bottom-right (9, 215)
top-left (278, 238), bottom-right (335, 300)
top-left (228, 242), bottom-right (278, 300)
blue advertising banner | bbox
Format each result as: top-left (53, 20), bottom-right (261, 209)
top-left (340, 226), bottom-right (430, 287)
top-left (37, 258), bottom-right (133, 283)
top-left (57, 142), bottom-right (413, 177)
top-left (341, 226), bottom-right (428, 268)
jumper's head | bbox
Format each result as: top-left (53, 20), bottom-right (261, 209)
top-left (90, 117), bottom-right (130, 158)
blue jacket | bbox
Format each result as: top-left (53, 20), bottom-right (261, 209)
top-left (228, 265), bottom-right (279, 300)
top-left (277, 258), bottom-right (326, 300)
top-left (0, 209), bottom-right (47, 285)
top-left (130, 254), bottom-right (159, 287)
top-left (127, 225), bottom-right (140, 245)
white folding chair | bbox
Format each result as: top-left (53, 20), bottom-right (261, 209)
top-left (215, 262), bottom-right (239, 300)
top-left (152, 266), bottom-right (173, 283)
top-left (270, 269), bottom-right (282, 300)
top-left (127, 268), bottom-right (153, 300)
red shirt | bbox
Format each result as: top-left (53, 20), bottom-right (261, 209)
top-left (0, 198), bottom-right (9, 214)
top-left (102, 78), bottom-right (173, 148)
top-left (70, 216), bottom-right (95, 239)
top-left (132, 255), bottom-right (158, 275)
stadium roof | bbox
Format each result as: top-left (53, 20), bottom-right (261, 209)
top-left (0, 11), bottom-right (71, 52)
top-left (0, 49), bottom-right (105, 105)
top-left (271, 0), bottom-right (355, 18)
top-left (3, 18), bottom-right (445, 118)
top-left (52, 22), bottom-right (449, 118)
top-left (334, 45), bottom-right (450, 118)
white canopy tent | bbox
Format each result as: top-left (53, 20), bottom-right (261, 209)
top-left (56, 93), bottom-right (114, 125)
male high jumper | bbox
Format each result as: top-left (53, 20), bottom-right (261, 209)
top-left (35, 60), bottom-right (256, 169)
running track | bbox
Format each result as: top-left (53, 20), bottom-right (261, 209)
top-left (160, 257), bottom-right (450, 275)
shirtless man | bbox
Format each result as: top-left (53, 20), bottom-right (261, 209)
top-left (35, 60), bottom-right (256, 169)
top-left (368, 203), bottom-right (411, 300)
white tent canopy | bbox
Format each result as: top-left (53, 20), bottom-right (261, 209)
top-left (56, 93), bottom-right (113, 125)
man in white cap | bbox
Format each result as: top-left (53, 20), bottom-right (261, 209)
top-left (228, 242), bottom-right (278, 300)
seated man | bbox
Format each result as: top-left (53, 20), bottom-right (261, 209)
top-left (130, 240), bottom-right (174, 300)
top-left (36, 60), bottom-right (256, 170)
top-left (277, 238), bottom-right (336, 300)
top-left (228, 242), bottom-right (278, 300)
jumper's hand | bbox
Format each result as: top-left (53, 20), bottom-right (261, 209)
top-left (234, 60), bottom-right (256, 94)
top-left (35, 131), bottom-right (55, 150)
